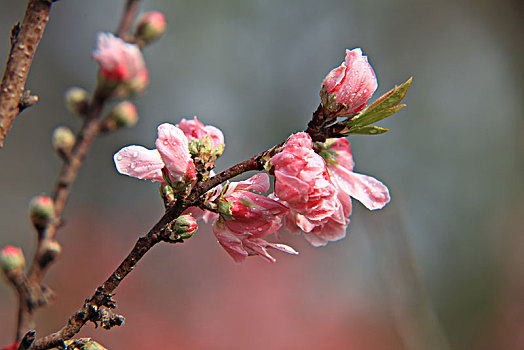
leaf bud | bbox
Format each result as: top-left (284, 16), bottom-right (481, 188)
top-left (64, 87), bottom-right (89, 115)
top-left (1, 246), bottom-right (25, 276)
top-left (52, 126), bottom-right (75, 157)
top-left (135, 11), bottom-right (167, 44)
top-left (29, 195), bottom-right (55, 229)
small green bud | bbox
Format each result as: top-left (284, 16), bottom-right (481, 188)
top-left (52, 126), bottom-right (76, 156)
top-left (1, 245), bottom-right (25, 276)
top-left (217, 198), bottom-right (233, 219)
top-left (212, 143), bottom-right (225, 158)
top-left (135, 11), bottom-right (167, 44)
top-left (159, 182), bottom-right (175, 208)
top-left (29, 195), bottom-right (55, 228)
top-left (188, 139), bottom-right (200, 156)
top-left (171, 214), bottom-right (198, 239)
top-left (65, 87), bottom-right (89, 115)
top-left (200, 135), bottom-right (214, 155)
top-left (110, 101), bottom-right (138, 128)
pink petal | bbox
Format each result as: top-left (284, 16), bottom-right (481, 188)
top-left (234, 173), bottom-right (270, 192)
top-left (213, 221), bottom-right (248, 263)
top-left (333, 166), bottom-right (390, 210)
top-left (113, 145), bottom-right (164, 181)
top-left (155, 123), bottom-right (192, 181)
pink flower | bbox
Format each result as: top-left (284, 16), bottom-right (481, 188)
top-left (270, 132), bottom-right (339, 232)
top-left (213, 173), bottom-right (297, 263)
top-left (177, 117), bottom-right (224, 147)
top-left (327, 138), bottom-right (390, 211)
top-left (321, 48), bottom-right (377, 116)
top-left (113, 123), bottom-right (196, 184)
top-left (92, 32), bottom-right (148, 84)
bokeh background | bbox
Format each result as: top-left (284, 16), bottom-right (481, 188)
top-left (1, 0), bottom-right (523, 349)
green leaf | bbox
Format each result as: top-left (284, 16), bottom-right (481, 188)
top-left (345, 125), bottom-right (389, 135)
top-left (349, 77), bottom-right (412, 128)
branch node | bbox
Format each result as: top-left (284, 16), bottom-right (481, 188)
top-left (18, 330), bottom-right (35, 350)
top-left (10, 23), bottom-right (20, 46)
top-left (18, 90), bottom-right (39, 112)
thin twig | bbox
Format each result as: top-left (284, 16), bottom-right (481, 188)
top-left (116, 0), bottom-right (141, 39)
top-left (0, 0), bottom-right (55, 149)
top-left (28, 141), bottom-right (282, 349)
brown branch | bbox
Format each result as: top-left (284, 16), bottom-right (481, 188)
top-left (0, 0), bottom-right (55, 149)
top-left (11, 0), bottom-right (145, 341)
top-left (28, 142), bottom-right (283, 349)
top-left (15, 91), bottom-right (107, 341)
top-left (116, 0), bottom-right (141, 39)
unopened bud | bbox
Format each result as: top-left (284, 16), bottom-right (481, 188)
top-left (29, 195), bottom-right (55, 229)
top-left (65, 87), bottom-right (89, 115)
top-left (110, 101), bottom-right (138, 128)
top-left (213, 143), bottom-right (225, 158)
top-left (200, 135), bottom-right (214, 155)
top-left (159, 182), bottom-right (175, 208)
top-left (1, 246), bottom-right (25, 276)
top-left (172, 214), bottom-right (198, 239)
top-left (52, 126), bottom-right (76, 156)
top-left (217, 198), bottom-right (233, 219)
top-left (135, 11), bottom-right (167, 44)
top-left (41, 240), bottom-right (62, 264)
top-left (64, 338), bottom-right (108, 350)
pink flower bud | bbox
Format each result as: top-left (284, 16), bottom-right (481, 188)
top-left (177, 117), bottom-right (224, 148)
top-left (109, 101), bottom-right (138, 127)
top-left (270, 132), bottom-right (339, 231)
top-left (321, 48), bottom-right (377, 116)
top-left (29, 195), bottom-right (55, 228)
top-left (172, 214), bottom-right (198, 239)
top-left (92, 32), bottom-right (148, 85)
top-left (1, 246), bottom-right (25, 275)
top-left (135, 11), bottom-right (167, 43)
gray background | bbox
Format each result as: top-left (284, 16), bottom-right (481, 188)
top-left (0, 0), bottom-right (523, 349)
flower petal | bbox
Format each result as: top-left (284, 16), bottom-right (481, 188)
top-left (333, 166), bottom-right (390, 210)
top-left (155, 123), bottom-right (192, 181)
top-left (113, 145), bottom-right (164, 181)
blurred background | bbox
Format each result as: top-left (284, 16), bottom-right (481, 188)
top-left (0, 0), bottom-right (523, 349)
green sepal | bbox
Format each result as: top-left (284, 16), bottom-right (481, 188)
top-left (348, 77), bottom-right (412, 129)
top-left (217, 198), bottom-right (234, 220)
top-left (344, 125), bottom-right (389, 135)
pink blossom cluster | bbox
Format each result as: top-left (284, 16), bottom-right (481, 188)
top-left (114, 125), bottom-right (389, 263)
top-left (113, 48), bottom-right (391, 263)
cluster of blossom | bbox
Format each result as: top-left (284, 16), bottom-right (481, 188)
top-left (113, 48), bottom-right (391, 263)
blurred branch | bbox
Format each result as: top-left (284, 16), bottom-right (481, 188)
top-left (13, 0), bottom-right (146, 341)
top-left (0, 0), bottom-right (55, 149)
top-left (368, 203), bottom-right (451, 350)
top-left (116, 0), bottom-right (141, 39)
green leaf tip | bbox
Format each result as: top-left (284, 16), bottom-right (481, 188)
top-left (344, 125), bottom-right (389, 135)
top-left (345, 77), bottom-right (412, 132)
